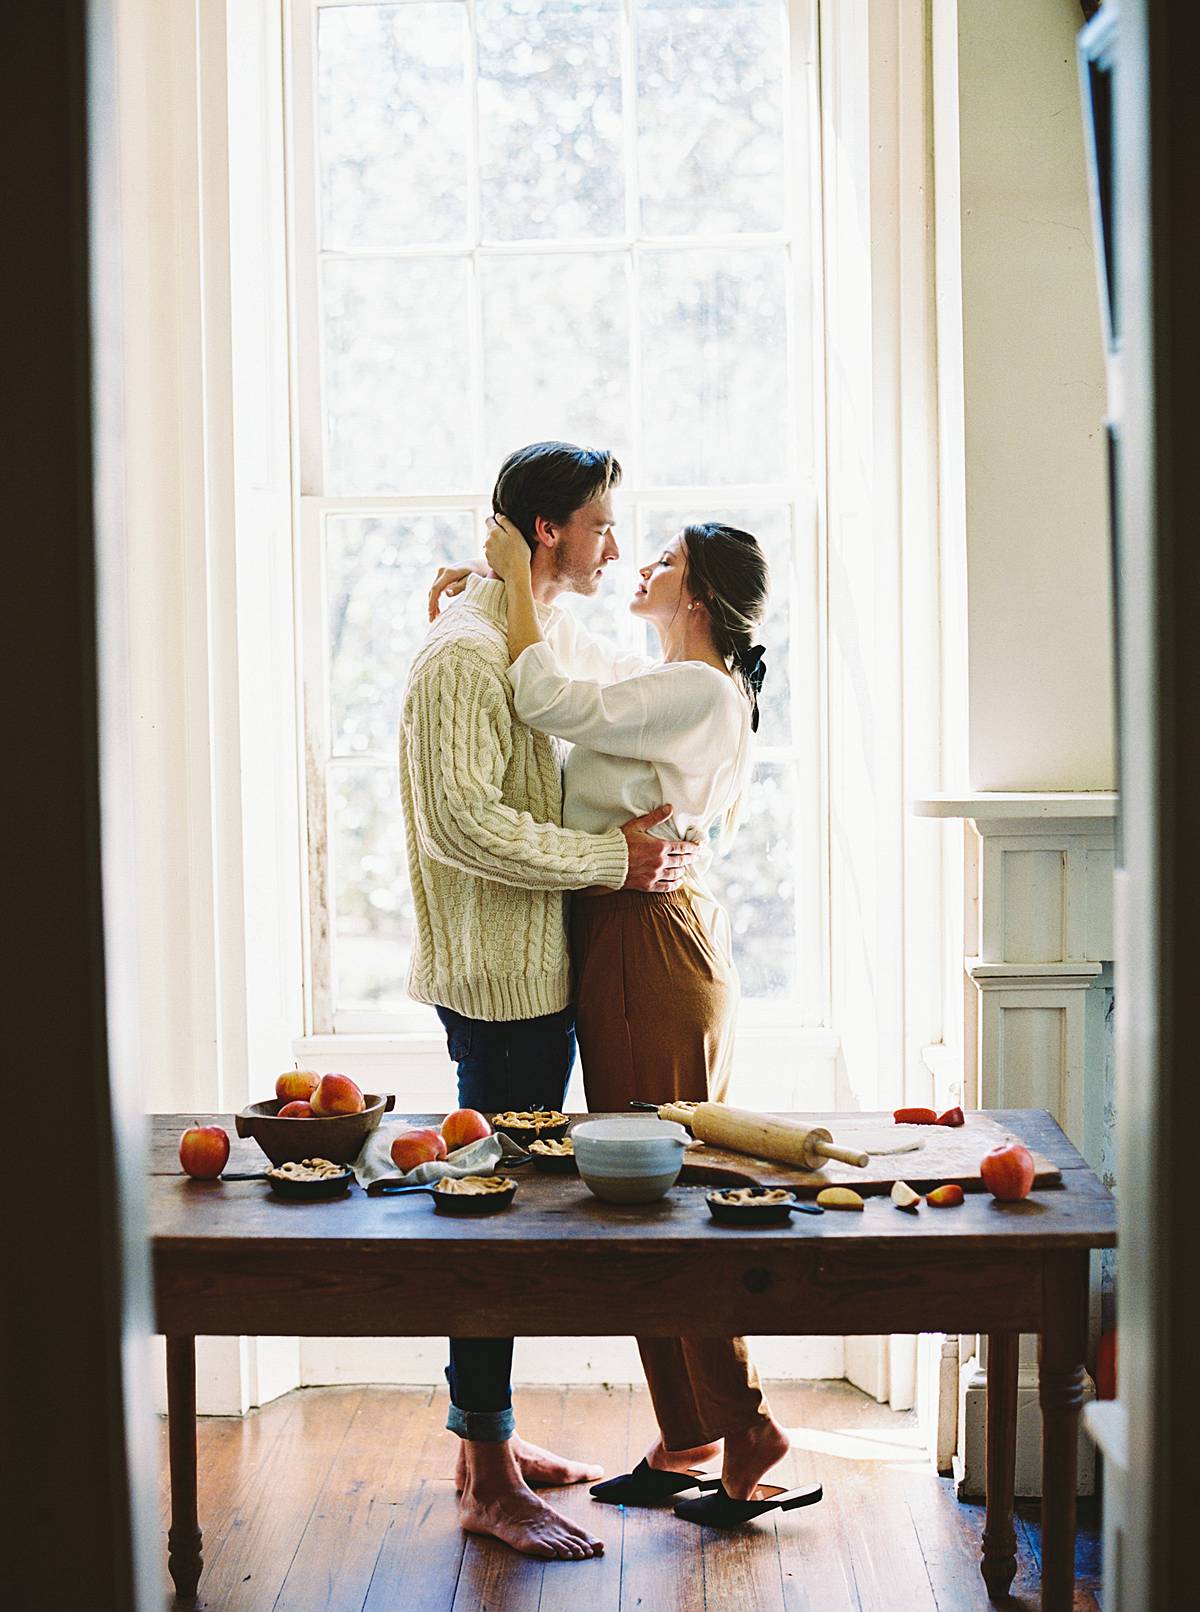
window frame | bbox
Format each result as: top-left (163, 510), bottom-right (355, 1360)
top-left (285, 0), bottom-right (830, 1039)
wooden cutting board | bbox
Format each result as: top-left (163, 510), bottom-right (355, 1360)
top-left (676, 1112), bottom-right (1060, 1196)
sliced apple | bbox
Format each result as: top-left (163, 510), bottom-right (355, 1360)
top-left (890, 1179), bottom-right (921, 1212)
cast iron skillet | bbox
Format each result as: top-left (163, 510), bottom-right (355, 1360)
top-left (705, 1187), bottom-right (824, 1226)
top-left (367, 1176), bottom-right (520, 1215)
top-left (220, 1167), bottom-right (355, 1201)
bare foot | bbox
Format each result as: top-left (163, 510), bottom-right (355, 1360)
top-left (455, 1435), bottom-right (603, 1493)
top-left (720, 1416), bottom-right (791, 1501)
top-left (459, 1442), bottom-right (605, 1560)
top-left (644, 1435), bottom-right (722, 1475)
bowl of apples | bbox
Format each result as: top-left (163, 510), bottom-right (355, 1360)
top-left (236, 1069), bottom-right (395, 1167)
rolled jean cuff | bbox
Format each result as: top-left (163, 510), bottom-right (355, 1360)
top-left (446, 1403), bottom-right (516, 1443)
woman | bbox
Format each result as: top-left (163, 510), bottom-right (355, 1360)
top-left (480, 512), bottom-right (822, 1527)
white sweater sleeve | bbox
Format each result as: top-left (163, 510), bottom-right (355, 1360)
top-left (404, 649), bottom-right (628, 890)
top-left (508, 640), bottom-right (734, 764)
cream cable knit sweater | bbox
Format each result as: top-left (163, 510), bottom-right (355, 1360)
top-left (399, 575), bottom-right (629, 1022)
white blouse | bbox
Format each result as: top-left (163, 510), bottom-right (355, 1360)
top-left (507, 631), bottom-right (754, 896)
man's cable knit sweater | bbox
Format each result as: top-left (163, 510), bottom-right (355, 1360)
top-left (399, 574), bottom-right (629, 1022)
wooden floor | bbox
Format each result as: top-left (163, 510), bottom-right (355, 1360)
top-left (158, 1381), bottom-right (1101, 1611)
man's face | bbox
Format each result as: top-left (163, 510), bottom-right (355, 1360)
top-left (545, 492), bottom-right (619, 595)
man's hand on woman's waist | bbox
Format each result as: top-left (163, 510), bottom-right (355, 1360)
top-left (619, 804), bottom-right (698, 892)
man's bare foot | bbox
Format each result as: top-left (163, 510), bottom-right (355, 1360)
top-left (459, 1441), bottom-right (605, 1560)
top-left (643, 1435), bottom-right (722, 1476)
top-left (720, 1416), bottom-right (791, 1501)
top-left (455, 1435), bottom-right (603, 1493)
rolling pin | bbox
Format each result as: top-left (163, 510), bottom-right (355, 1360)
top-left (647, 1101), bottom-right (870, 1171)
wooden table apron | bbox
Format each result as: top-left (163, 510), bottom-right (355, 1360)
top-left (152, 1109), bottom-right (1115, 1610)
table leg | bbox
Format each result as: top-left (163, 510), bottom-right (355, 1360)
top-left (981, 1330), bottom-right (1019, 1600)
top-left (1039, 1252), bottom-right (1088, 1612)
top-left (166, 1334), bottom-right (203, 1599)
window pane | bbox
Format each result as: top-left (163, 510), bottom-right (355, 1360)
top-left (640, 248), bottom-right (789, 484)
top-left (318, 3), bottom-right (469, 250)
top-left (640, 503), bottom-right (792, 742)
top-left (327, 511), bottom-right (478, 757)
top-left (638, 0), bottom-right (786, 237)
top-left (323, 257), bottom-right (472, 494)
top-left (477, 0), bottom-right (624, 241)
top-left (329, 763), bottom-right (411, 1011)
top-left (706, 759), bottom-right (797, 999)
top-left (481, 253), bottom-right (631, 468)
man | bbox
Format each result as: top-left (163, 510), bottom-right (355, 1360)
top-left (398, 441), bottom-right (697, 1560)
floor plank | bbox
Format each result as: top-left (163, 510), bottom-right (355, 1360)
top-left (182, 1388), bottom-right (365, 1612)
top-left (273, 1388), bottom-right (433, 1612)
top-left (361, 1390), bottom-right (467, 1612)
top-left (159, 1380), bottom-right (1103, 1612)
top-left (538, 1385), bottom-right (629, 1612)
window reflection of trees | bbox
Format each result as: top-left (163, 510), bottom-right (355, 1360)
top-left (313, 0), bottom-right (810, 1014)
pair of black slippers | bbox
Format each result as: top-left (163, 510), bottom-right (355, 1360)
top-left (589, 1458), bottom-right (823, 1527)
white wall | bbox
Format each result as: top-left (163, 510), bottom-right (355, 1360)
top-left (950, 0), bottom-right (1114, 791)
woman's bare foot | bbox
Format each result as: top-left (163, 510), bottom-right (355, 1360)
top-left (458, 1441), bottom-right (605, 1559)
top-left (720, 1416), bottom-right (791, 1501)
top-left (643, 1435), bottom-right (722, 1476)
top-left (455, 1435), bottom-right (603, 1493)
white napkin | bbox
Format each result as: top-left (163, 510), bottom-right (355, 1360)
top-left (352, 1128), bottom-right (529, 1190)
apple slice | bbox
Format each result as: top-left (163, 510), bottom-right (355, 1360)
top-left (890, 1180), bottom-right (921, 1212)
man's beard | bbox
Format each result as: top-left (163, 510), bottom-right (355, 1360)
top-left (552, 545), bottom-right (603, 594)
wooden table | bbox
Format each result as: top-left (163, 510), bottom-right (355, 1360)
top-left (152, 1109), bottom-right (1116, 1609)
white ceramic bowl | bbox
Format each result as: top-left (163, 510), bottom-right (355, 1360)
top-left (572, 1118), bottom-right (690, 1203)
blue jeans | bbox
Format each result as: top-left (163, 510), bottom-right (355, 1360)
top-left (436, 1003), bottom-right (575, 1441)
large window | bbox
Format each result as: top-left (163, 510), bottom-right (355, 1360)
top-left (291, 0), bottom-right (826, 1034)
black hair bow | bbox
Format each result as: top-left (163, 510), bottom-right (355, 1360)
top-left (737, 644), bottom-right (767, 694)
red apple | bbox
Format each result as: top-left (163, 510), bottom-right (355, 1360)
top-left (310, 1072), bottom-right (365, 1117)
top-left (980, 1142), bottom-right (1035, 1202)
top-left (276, 1067), bottom-right (320, 1104)
top-left (441, 1108), bottom-right (492, 1152)
top-left (277, 1100), bottom-right (315, 1118)
top-left (389, 1128), bottom-right (448, 1172)
top-left (179, 1123), bottom-right (230, 1180)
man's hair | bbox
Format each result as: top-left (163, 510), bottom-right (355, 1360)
top-left (492, 442), bottom-right (622, 550)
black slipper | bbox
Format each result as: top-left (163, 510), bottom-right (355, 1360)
top-left (590, 1458), bottom-right (721, 1506)
top-left (673, 1480), bottom-right (824, 1527)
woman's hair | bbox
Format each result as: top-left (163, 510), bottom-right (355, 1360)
top-left (492, 442), bottom-right (622, 550)
top-left (679, 523), bottom-right (769, 732)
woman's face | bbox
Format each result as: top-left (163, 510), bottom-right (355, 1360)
top-left (630, 531), bottom-right (693, 627)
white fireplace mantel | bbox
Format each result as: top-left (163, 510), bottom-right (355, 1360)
top-left (912, 791), bottom-right (1117, 1497)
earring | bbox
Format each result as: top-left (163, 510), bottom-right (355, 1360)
top-left (688, 602), bottom-right (696, 611)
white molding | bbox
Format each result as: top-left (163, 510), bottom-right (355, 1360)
top-left (967, 961), bottom-right (1102, 983)
top-left (298, 1335), bottom-right (845, 1389)
top-left (913, 791), bottom-right (1118, 820)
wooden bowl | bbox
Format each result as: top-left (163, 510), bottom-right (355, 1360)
top-left (235, 1094), bottom-right (395, 1167)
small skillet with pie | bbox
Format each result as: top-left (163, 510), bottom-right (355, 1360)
top-left (366, 1173), bottom-right (519, 1215)
top-left (529, 1136), bottom-right (578, 1175)
top-left (488, 1110), bottom-right (570, 1148)
top-left (705, 1186), bottom-right (824, 1226)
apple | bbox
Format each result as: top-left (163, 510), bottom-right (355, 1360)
top-left (980, 1142), bottom-right (1035, 1202)
top-left (390, 1128), bottom-right (448, 1172)
top-left (276, 1067), bottom-right (320, 1104)
top-left (441, 1108), bottom-right (492, 1152)
top-left (925, 1183), bottom-right (965, 1208)
top-left (277, 1100), bottom-right (315, 1118)
top-left (179, 1123), bottom-right (230, 1180)
top-left (310, 1072), bottom-right (365, 1117)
